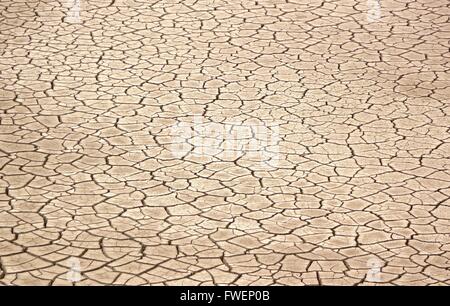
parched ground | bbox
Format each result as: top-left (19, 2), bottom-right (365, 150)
top-left (0, 0), bottom-right (449, 286)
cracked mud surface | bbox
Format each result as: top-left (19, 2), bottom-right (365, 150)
top-left (0, 0), bottom-right (449, 286)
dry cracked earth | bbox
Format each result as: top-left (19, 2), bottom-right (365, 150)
top-left (0, 0), bottom-right (449, 286)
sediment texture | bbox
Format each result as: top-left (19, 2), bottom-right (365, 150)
top-left (0, 0), bottom-right (449, 285)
